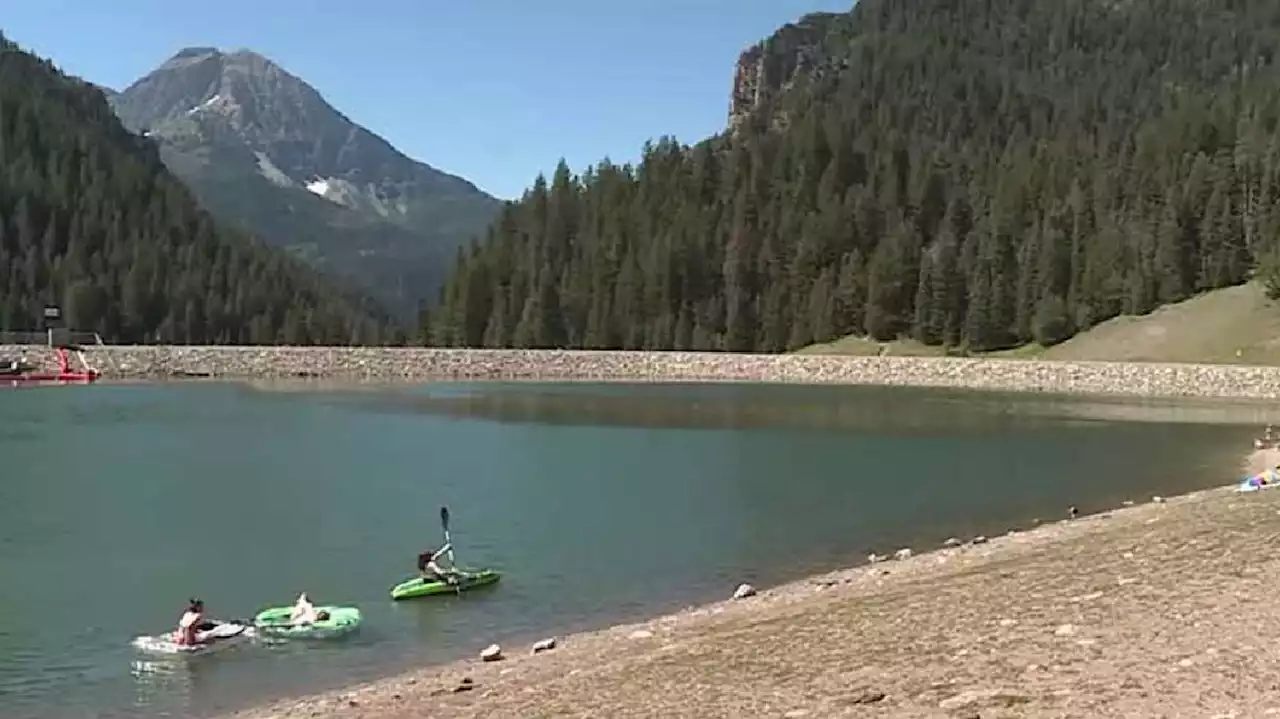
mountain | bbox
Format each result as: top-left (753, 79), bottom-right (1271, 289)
top-left (110, 47), bottom-right (503, 318)
top-left (0, 33), bottom-right (399, 344)
top-left (424, 0), bottom-right (1280, 353)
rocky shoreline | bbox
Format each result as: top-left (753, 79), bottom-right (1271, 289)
top-left (7, 343), bottom-right (1280, 398)
top-left (221, 449), bottom-right (1280, 719)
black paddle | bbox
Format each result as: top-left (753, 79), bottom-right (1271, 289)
top-left (439, 505), bottom-right (462, 595)
top-left (440, 506), bottom-right (456, 565)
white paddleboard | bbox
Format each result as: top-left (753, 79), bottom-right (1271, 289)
top-left (132, 622), bottom-right (253, 655)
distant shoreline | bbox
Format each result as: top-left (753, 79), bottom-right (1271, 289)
top-left (8, 344), bottom-right (1280, 400)
top-left (217, 444), bottom-right (1277, 718)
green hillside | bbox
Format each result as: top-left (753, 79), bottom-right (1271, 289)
top-left (799, 282), bottom-right (1280, 366)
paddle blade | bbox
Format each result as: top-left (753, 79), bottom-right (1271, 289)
top-left (439, 506), bottom-right (456, 565)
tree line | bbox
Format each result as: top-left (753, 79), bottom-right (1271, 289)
top-left (425, 0), bottom-right (1280, 353)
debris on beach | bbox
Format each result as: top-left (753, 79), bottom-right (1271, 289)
top-left (938, 688), bottom-right (1032, 712)
top-left (532, 637), bottom-right (557, 654)
top-left (628, 629), bottom-right (654, 640)
top-left (845, 690), bottom-right (887, 705)
top-left (943, 537), bottom-right (961, 547)
top-left (867, 552), bottom-right (887, 563)
top-left (480, 644), bottom-right (503, 662)
top-left (452, 677), bottom-right (475, 693)
top-left (894, 548), bottom-right (913, 560)
top-left (732, 583), bottom-right (757, 599)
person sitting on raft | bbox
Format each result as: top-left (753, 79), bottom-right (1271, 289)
top-left (418, 545), bottom-right (459, 584)
top-left (287, 593), bottom-right (331, 625)
top-left (174, 598), bottom-right (214, 646)
top-left (290, 592), bottom-right (318, 624)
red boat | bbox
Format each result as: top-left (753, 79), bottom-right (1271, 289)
top-left (2, 345), bottom-right (100, 386)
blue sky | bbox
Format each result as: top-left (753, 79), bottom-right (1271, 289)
top-left (3, 0), bottom-right (852, 200)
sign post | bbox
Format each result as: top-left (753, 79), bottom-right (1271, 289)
top-left (43, 305), bottom-right (61, 347)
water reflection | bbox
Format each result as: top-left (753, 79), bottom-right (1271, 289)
top-left (316, 382), bottom-right (1280, 433)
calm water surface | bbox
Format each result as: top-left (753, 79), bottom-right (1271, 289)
top-left (0, 381), bottom-right (1271, 719)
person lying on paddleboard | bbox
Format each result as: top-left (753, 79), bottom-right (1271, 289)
top-left (418, 545), bottom-right (460, 584)
top-left (174, 598), bottom-right (215, 646)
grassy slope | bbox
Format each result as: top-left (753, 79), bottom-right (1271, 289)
top-left (797, 282), bottom-right (1280, 364)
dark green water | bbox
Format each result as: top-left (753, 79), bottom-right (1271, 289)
top-left (0, 381), bottom-right (1269, 719)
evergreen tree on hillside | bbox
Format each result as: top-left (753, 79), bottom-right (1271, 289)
top-left (0, 35), bottom-right (400, 344)
top-left (426, 0), bottom-right (1280, 353)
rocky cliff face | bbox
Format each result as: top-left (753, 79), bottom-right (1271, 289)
top-left (728, 12), bottom-right (843, 131)
top-left (110, 47), bottom-right (502, 317)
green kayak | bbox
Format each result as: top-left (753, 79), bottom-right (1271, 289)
top-left (252, 605), bottom-right (362, 639)
top-left (390, 569), bottom-right (501, 600)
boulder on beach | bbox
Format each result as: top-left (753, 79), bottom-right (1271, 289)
top-left (732, 583), bottom-right (757, 599)
top-left (480, 644), bottom-right (503, 662)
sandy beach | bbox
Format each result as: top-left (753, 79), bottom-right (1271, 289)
top-left (220, 444), bottom-right (1280, 719)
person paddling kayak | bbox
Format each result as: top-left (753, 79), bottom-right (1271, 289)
top-left (417, 545), bottom-right (459, 584)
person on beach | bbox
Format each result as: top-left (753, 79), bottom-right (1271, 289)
top-left (418, 545), bottom-right (459, 584)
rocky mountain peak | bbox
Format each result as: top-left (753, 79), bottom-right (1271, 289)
top-left (727, 12), bottom-right (843, 131)
top-left (106, 45), bottom-right (501, 317)
top-left (112, 46), bottom-right (491, 220)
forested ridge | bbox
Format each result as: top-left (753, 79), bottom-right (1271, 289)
top-left (0, 34), bottom-right (401, 344)
top-left (426, 0), bottom-right (1280, 353)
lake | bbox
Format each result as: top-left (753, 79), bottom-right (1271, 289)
top-left (0, 380), bottom-right (1270, 719)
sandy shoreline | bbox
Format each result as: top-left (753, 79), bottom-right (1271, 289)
top-left (220, 444), bottom-right (1280, 719)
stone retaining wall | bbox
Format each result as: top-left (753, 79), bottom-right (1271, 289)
top-left (5, 344), bottom-right (1280, 399)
